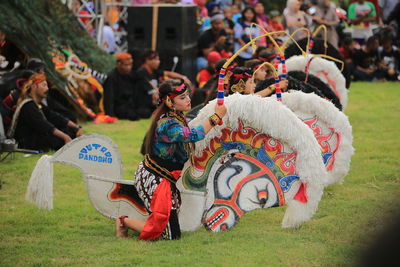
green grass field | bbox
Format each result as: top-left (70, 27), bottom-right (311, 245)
top-left (1, 82), bottom-right (399, 266)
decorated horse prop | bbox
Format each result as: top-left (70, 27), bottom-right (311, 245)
top-left (26, 93), bottom-right (350, 232)
top-left (179, 94), bottom-right (330, 231)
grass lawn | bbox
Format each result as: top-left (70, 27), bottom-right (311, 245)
top-left (1, 82), bottom-right (399, 266)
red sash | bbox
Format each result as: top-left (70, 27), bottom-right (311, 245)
top-left (139, 170), bottom-right (181, 240)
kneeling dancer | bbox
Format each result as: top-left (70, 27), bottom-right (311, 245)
top-left (116, 79), bottom-right (227, 240)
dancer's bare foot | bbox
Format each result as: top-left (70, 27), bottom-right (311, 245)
top-left (116, 216), bottom-right (128, 238)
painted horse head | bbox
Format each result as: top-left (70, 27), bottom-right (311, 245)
top-left (203, 151), bottom-right (289, 231)
top-left (179, 94), bottom-right (329, 231)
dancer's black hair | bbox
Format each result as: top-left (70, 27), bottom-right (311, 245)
top-left (255, 73), bottom-right (343, 110)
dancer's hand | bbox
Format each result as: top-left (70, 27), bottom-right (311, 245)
top-left (280, 79), bottom-right (289, 92)
top-left (63, 135), bottom-right (72, 144)
top-left (182, 76), bottom-right (193, 88)
top-left (151, 91), bottom-right (159, 105)
top-left (215, 103), bottom-right (227, 118)
top-left (76, 128), bottom-right (84, 137)
top-left (53, 128), bottom-right (72, 144)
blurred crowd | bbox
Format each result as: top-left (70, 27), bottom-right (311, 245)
top-left (72, 0), bottom-right (400, 83)
top-left (192, 0), bottom-right (400, 83)
top-left (1, 0), bottom-right (399, 152)
top-left (86, 0), bottom-right (400, 82)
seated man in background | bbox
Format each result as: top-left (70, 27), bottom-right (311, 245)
top-left (102, 52), bottom-right (140, 121)
top-left (197, 14), bottom-right (228, 70)
top-left (0, 70), bottom-right (34, 132)
top-left (191, 58), bottom-right (230, 107)
top-left (8, 73), bottom-right (83, 152)
top-left (26, 58), bottom-right (78, 123)
top-left (196, 51), bottom-right (221, 89)
top-left (378, 35), bottom-right (400, 81)
top-left (352, 36), bottom-right (385, 81)
top-left (339, 37), bottom-right (360, 78)
top-left (135, 50), bottom-right (191, 118)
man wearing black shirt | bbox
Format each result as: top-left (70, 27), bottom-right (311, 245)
top-left (197, 14), bottom-right (228, 70)
top-left (352, 36), bottom-right (385, 81)
top-left (103, 52), bottom-right (139, 120)
top-left (135, 51), bottom-right (191, 118)
top-left (9, 73), bottom-right (83, 152)
top-left (378, 36), bottom-right (400, 81)
top-left (0, 70), bottom-right (34, 132)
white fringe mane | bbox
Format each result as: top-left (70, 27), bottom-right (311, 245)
top-left (282, 91), bottom-right (354, 185)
